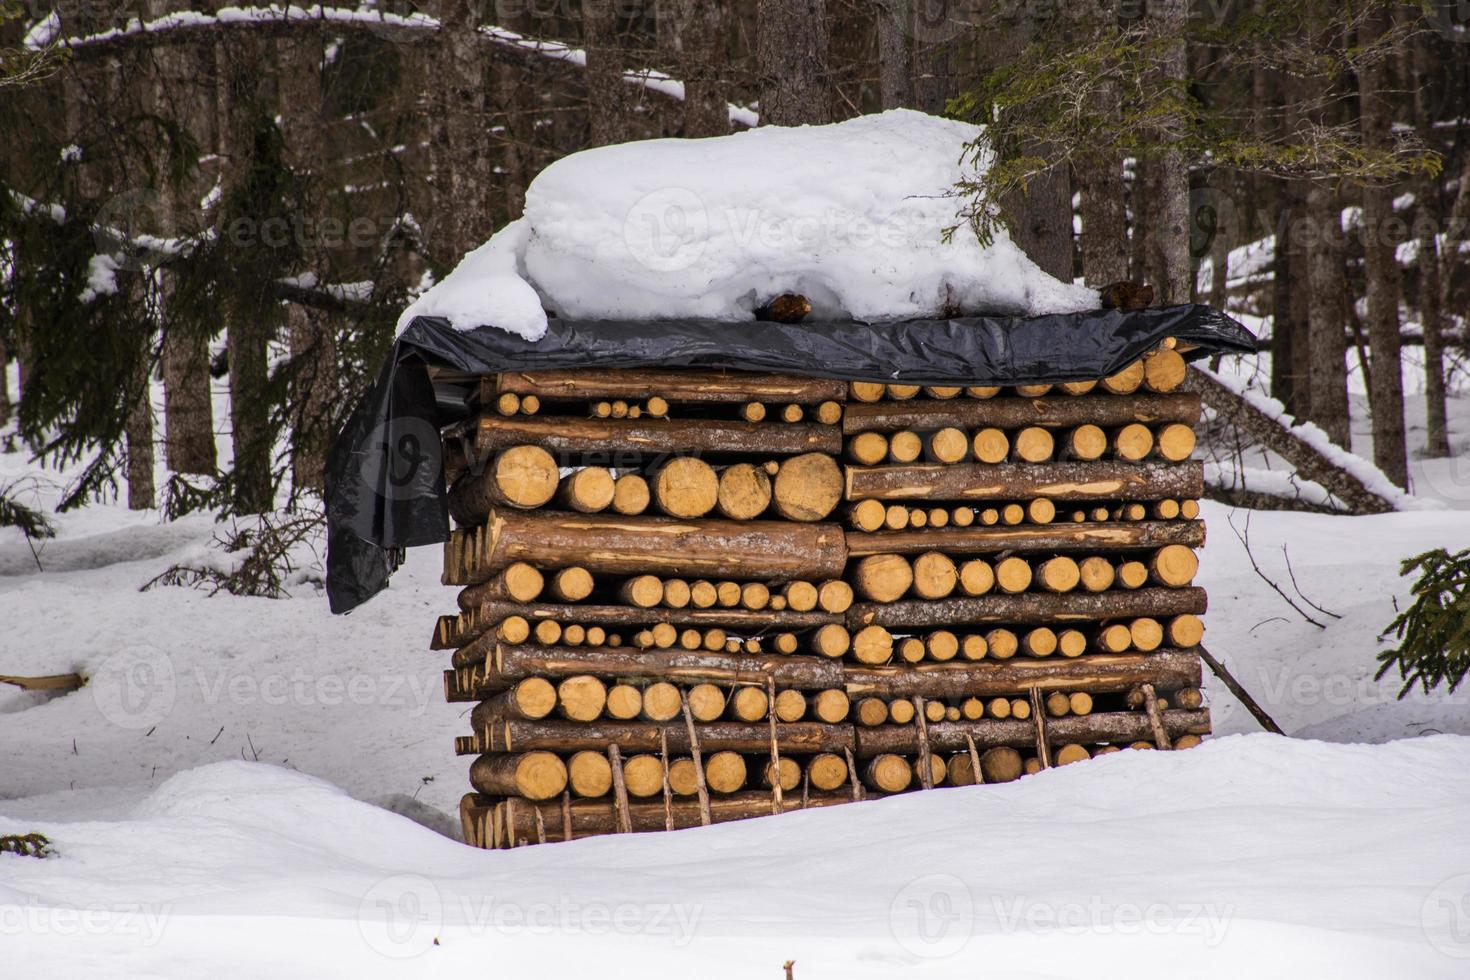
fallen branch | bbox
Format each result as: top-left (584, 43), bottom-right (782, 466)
top-left (1196, 645), bottom-right (1285, 735)
top-left (1185, 366), bottom-right (1427, 515)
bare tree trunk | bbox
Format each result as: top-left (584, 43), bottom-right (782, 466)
top-left (585, 0), bottom-right (636, 145)
top-left (431, 0), bottom-right (494, 256)
top-left (1128, 158), bottom-right (1152, 284)
top-left (757, 0), bottom-right (831, 126)
top-left (661, 0), bottom-right (730, 136)
top-left (125, 349), bottom-right (156, 510)
top-left (1073, 1), bottom-right (1126, 286)
top-left (217, 37), bottom-right (274, 513)
top-left (278, 29), bottom-right (337, 494)
top-left (1357, 7), bottom-right (1408, 487)
top-left (1306, 182), bottom-right (1350, 448)
top-left (911, 0), bottom-right (954, 115)
top-left (1411, 34), bottom-right (1449, 459)
top-left (150, 5), bottom-right (215, 477)
top-left (876, 0), bottom-right (913, 109)
top-left (0, 337), bottom-right (9, 428)
top-left (1148, 0), bottom-right (1190, 304)
top-left (1270, 183), bottom-right (1299, 415)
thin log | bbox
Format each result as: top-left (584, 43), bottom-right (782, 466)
top-left (476, 643), bottom-right (843, 690)
top-left (476, 415), bottom-right (841, 457)
top-left (845, 460), bottom-right (1202, 502)
top-left (496, 369), bottom-right (847, 405)
top-left (767, 677), bottom-right (782, 815)
top-left (445, 510), bottom-right (848, 582)
top-left (1029, 687), bottom-right (1051, 768)
top-left (606, 743), bottom-right (632, 834)
top-left (841, 392), bottom-right (1201, 433)
top-left (848, 587), bottom-right (1207, 629)
top-left (855, 709), bottom-right (1211, 756)
top-left (1196, 644), bottom-right (1285, 734)
top-left (844, 648), bottom-right (1203, 699)
top-left (680, 693), bottom-right (712, 826)
top-left (913, 696), bottom-right (933, 789)
top-left (1141, 683), bottom-right (1173, 749)
top-left (964, 733), bottom-right (983, 785)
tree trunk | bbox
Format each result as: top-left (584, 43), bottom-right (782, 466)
top-left (1357, 7), bottom-right (1408, 488)
top-left (1305, 182), bottom-right (1351, 448)
top-left (432, 0), bottom-right (494, 257)
top-left (911, 0), bottom-right (956, 115)
top-left (1270, 181), bottom-right (1300, 415)
top-left (1147, 0), bottom-right (1190, 304)
top-left (0, 336), bottom-right (9, 429)
top-left (584, 0), bottom-right (636, 145)
top-left (661, 0), bottom-right (730, 136)
top-left (1411, 34), bottom-right (1449, 459)
top-left (757, 0), bottom-right (831, 126)
top-left (125, 343), bottom-right (155, 510)
top-left (1078, 154), bottom-right (1128, 286)
top-left (876, 0), bottom-right (913, 109)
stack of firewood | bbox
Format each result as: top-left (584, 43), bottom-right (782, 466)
top-left (437, 344), bottom-right (1211, 849)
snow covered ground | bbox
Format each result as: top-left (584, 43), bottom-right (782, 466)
top-left (4, 356), bottom-right (1470, 975)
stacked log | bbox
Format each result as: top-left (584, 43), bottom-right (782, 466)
top-left (440, 345), bottom-right (1211, 848)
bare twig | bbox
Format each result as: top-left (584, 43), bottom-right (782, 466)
top-left (1227, 511), bottom-right (1327, 629)
top-left (1281, 544), bottom-right (1342, 620)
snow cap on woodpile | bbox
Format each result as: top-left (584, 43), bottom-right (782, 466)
top-left (397, 109), bottom-right (1100, 340)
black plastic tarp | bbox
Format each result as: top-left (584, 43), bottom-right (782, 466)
top-left (325, 305), bottom-right (1255, 613)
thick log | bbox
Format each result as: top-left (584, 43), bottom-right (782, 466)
top-left (456, 562), bottom-right (544, 611)
top-left (844, 461), bottom-right (1203, 503)
top-left (491, 791), bottom-right (858, 846)
top-left (848, 587), bottom-right (1206, 630)
top-left (448, 509), bottom-right (848, 582)
top-left (475, 415), bottom-right (841, 458)
top-left (469, 752), bottom-right (568, 800)
top-left (447, 445), bottom-right (559, 524)
top-left (480, 718), bottom-right (854, 754)
top-left (495, 369), bottom-right (848, 405)
top-left (483, 643), bottom-right (845, 690)
top-left (844, 648), bottom-right (1204, 699)
top-left (841, 392), bottom-right (1201, 434)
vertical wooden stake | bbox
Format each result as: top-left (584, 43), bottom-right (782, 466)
top-left (844, 746), bottom-right (864, 800)
top-left (606, 743), bottom-right (633, 834)
top-left (766, 677), bottom-right (784, 815)
top-left (533, 806), bottom-right (547, 845)
top-left (681, 692), bottom-right (713, 826)
top-left (1029, 687), bottom-right (1051, 769)
top-left (561, 790), bottom-right (573, 843)
top-left (660, 728), bottom-right (674, 831)
top-left (912, 695), bottom-right (933, 790)
top-left (801, 770), bottom-right (810, 808)
top-left (964, 733), bottom-right (983, 785)
top-left (1142, 683), bottom-right (1173, 749)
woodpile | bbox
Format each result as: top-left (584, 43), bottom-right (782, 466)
top-left (439, 351), bottom-right (1212, 848)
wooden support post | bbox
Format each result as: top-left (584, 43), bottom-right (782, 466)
top-left (844, 746), bottom-right (864, 801)
top-left (1197, 644), bottom-right (1284, 734)
top-left (965, 733), bottom-right (983, 785)
top-left (767, 677), bottom-right (783, 815)
top-left (681, 692), bottom-right (713, 826)
top-left (606, 743), bottom-right (632, 834)
top-left (561, 791), bottom-right (573, 843)
top-left (1142, 683), bottom-right (1173, 749)
top-left (660, 728), bottom-right (674, 832)
top-left (913, 696), bottom-right (933, 790)
top-left (1029, 687), bottom-right (1051, 769)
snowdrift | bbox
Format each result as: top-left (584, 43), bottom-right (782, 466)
top-left (397, 110), bottom-right (1101, 338)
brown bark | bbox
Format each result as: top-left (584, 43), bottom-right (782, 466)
top-left (1183, 367), bottom-right (1396, 513)
top-left (469, 752), bottom-right (567, 800)
top-left (756, 0), bottom-right (831, 126)
top-left (844, 648), bottom-right (1203, 699)
top-left (876, 0), bottom-right (913, 109)
top-left (847, 586), bottom-right (1207, 629)
top-left (475, 415), bottom-right (842, 458)
top-left (842, 392), bottom-right (1201, 433)
top-left (661, 0), bottom-right (730, 137)
top-left (480, 718), bottom-right (852, 755)
top-left (445, 509), bottom-right (847, 583)
top-left (856, 709), bottom-right (1210, 756)
top-left (495, 369), bottom-right (847, 405)
top-left (584, 0), bottom-right (636, 146)
top-left (447, 445), bottom-right (560, 524)
top-left (1147, 0), bottom-right (1190, 304)
top-left (482, 643), bottom-right (845, 690)
top-left (844, 460), bottom-right (1203, 503)
top-left (1357, 7), bottom-right (1408, 488)
top-left (125, 350), bottom-right (155, 511)
top-left (1073, 0), bottom-right (1127, 286)
top-left (1305, 183), bottom-right (1351, 448)
top-left (1411, 35), bottom-right (1449, 459)
top-left (489, 792), bottom-right (856, 847)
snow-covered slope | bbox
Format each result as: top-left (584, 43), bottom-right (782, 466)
top-left (4, 736), bottom-right (1470, 978)
top-left (397, 110), bottom-right (1100, 338)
